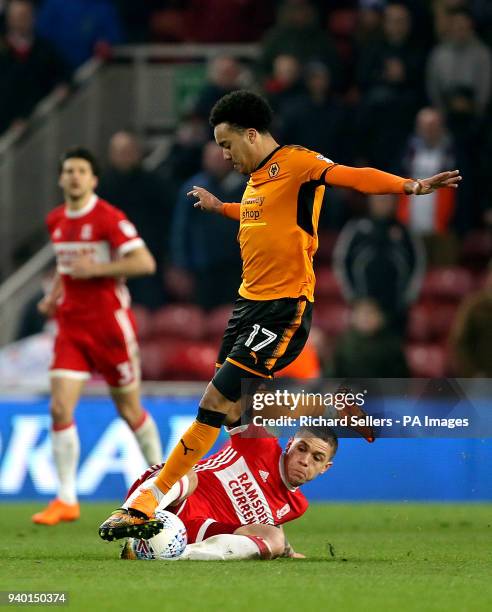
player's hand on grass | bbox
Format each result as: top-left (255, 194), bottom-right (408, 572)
top-left (405, 170), bottom-right (462, 195)
top-left (188, 186), bottom-right (224, 213)
top-left (289, 551), bottom-right (306, 559)
top-left (283, 538), bottom-right (306, 559)
top-left (70, 254), bottom-right (99, 279)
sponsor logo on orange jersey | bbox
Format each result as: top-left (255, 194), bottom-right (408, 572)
top-left (268, 162), bottom-right (280, 178)
top-left (243, 197), bottom-right (264, 206)
top-left (242, 209), bottom-right (262, 221)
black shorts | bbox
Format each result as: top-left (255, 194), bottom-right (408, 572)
top-left (212, 296), bottom-right (313, 402)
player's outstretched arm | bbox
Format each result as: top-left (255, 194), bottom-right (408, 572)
top-left (70, 246), bottom-right (156, 279)
top-left (188, 186), bottom-right (240, 220)
top-left (324, 165), bottom-right (462, 195)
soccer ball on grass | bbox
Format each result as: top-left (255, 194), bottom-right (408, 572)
top-left (130, 509), bottom-right (187, 560)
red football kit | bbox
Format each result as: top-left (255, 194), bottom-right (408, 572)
top-left (47, 194), bottom-right (145, 390)
top-left (127, 425), bottom-right (309, 543)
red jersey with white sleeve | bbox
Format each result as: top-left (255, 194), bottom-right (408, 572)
top-left (47, 195), bottom-right (144, 388)
top-left (128, 425), bottom-right (309, 543)
top-left (47, 194), bottom-right (144, 319)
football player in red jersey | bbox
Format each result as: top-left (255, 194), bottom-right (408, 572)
top-left (32, 148), bottom-right (163, 526)
top-left (102, 423), bottom-right (337, 560)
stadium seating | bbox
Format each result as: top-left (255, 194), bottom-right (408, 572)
top-left (132, 305), bottom-right (152, 341)
top-left (136, 262), bottom-right (486, 379)
top-left (205, 304), bottom-right (234, 341)
top-left (475, 270), bottom-right (490, 290)
top-left (140, 338), bottom-right (218, 380)
top-left (312, 301), bottom-right (350, 337)
top-left (168, 341), bottom-right (218, 380)
top-left (150, 304), bottom-right (205, 340)
top-left (139, 340), bottom-right (174, 380)
top-left (407, 302), bottom-right (458, 342)
top-left (315, 230), bottom-right (338, 264)
top-left (460, 230), bottom-right (492, 270)
top-left (421, 267), bottom-right (475, 302)
top-left (315, 267), bottom-right (344, 301)
top-left (405, 343), bottom-right (448, 378)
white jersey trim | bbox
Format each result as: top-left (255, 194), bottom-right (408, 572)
top-left (193, 447), bottom-right (237, 472)
top-left (175, 499), bottom-right (187, 517)
top-left (64, 194), bottom-right (98, 218)
top-left (114, 308), bottom-right (141, 387)
top-left (194, 447), bottom-right (237, 472)
top-left (49, 369), bottom-right (91, 380)
top-left (279, 453), bottom-right (297, 492)
top-left (118, 237), bottom-right (145, 256)
top-left (225, 425), bottom-right (250, 436)
top-left (196, 519), bottom-right (217, 543)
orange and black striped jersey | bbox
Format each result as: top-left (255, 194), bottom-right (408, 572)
top-left (222, 145), bottom-right (408, 302)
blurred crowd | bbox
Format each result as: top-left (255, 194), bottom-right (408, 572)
top-left (3, 0), bottom-right (492, 379)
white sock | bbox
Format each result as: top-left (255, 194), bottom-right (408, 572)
top-left (133, 412), bottom-right (162, 466)
top-left (178, 534), bottom-right (268, 561)
top-left (51, 423), bottom-right (80, 505)
top-left (123, 475), bottom-right (189, 511)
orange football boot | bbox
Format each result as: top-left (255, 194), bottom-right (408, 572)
top-left (99, 489), bottom-right (160, 542)
top-left (128, 488), bottom-right (159, 518)
top-left (99, 506), bottom-right (163, 542)
top-left (32, 499), bottom-right (80, 525)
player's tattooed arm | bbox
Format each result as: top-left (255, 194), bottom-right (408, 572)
top-left (281, 531), bottom-right (306, 559)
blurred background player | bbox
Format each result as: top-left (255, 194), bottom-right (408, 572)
top-left (167, 141), bottom-right (245, 309)
top-left (326, 298), bottom-right (409, 378)
top-left (32, 148), bottom-right (163, 526)
top-left (103, 421), bottom-right (337, 561)
top-left (334, 194), bottom-right (425, 333)
top-left (98, 130), bottom-right (171, 310)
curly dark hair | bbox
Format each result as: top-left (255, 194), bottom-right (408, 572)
top-left (209, 90), bottom-right (273, 133)
top-left (59, 147), bottom-right (100, 177)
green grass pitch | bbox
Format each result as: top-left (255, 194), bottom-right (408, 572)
top-left (0, 503), bottom-right (491, 611)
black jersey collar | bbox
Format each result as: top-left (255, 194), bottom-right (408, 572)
top-left (253, 145), bottom-right (283, 173)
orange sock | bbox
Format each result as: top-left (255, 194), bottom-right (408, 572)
top-left (155, 420), bottom-right (221, 493)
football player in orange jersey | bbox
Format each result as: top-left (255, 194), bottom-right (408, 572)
top-left (100, 90), bottom-right (461, 537)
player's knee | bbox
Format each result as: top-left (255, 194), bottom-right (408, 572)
top-left (50, 397), bottom-right (73, 425)
top-left (186, 470), bottom-right (198, 495)
top-left (115, 397), bottom-right (141, 425)
top-left (200, 382), bottom-right (231, 414)
top-left (224, 400), bottom-right (242, 426)
top-left (235, 525), bottom-right (285, 559)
